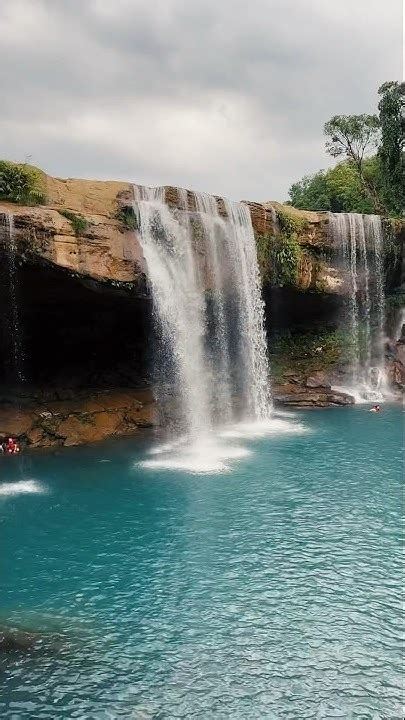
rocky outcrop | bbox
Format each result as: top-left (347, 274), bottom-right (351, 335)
top-left (273, 368), bottom-right (355, 408)
top-left (386, 328), bottom-right (405, 391)
top-left (0, 172), bottom-right (354, 298)
top-left (273, 385), bottom-right (354, 407)
top-left (0, 171), bottom-right (402, 450)
top-left (0, 389), bottom-right (156, 449)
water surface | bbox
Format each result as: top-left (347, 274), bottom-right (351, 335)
top-left (0, 407), bottom-right (403, 718)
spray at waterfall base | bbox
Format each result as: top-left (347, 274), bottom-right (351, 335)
top-left (133, 186), bottom-right (310, 470)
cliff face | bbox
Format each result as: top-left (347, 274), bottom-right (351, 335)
top-left (0, 181), bottom-right (146, 292)
top-left (0, 172), bottom-right (403, 449)
top-left (0, 174), bottom-right (344, 297)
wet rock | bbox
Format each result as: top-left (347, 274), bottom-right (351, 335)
top-left (273, 388), bottom-right (354, 407)
top-left (305, 371), bottom-right (331, 389)
top-left (0, 389), bottom-right (157, 450)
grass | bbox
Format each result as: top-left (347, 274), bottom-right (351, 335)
top-left (0, 160), bottom-right (47, 205)
top-left (58, 209), bottom-right (88, 236)
top-left (269, 329), bottom-right (355, 381)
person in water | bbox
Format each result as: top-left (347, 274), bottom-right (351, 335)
top-left (369, 405), bottom-right (381, 413)
top-left (4, 437), bottom-right (20, 454)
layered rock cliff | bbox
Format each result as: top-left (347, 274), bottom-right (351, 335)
top-left (0, 174), bottom-right (344, 296)
top-left (0, 171), bottom-right (403, 449)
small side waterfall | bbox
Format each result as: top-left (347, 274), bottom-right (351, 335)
top-left (134, 185), bottom-right (272, 468)
top-left (329, 212), bottom-right (386, 400)
top-left (1, 212), bottom-right (25, 384)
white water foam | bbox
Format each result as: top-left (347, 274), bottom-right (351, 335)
top-left (0, 480), bottom-right (46, 497)
top-left (139, 416), bottom-right (307, 474)
top-left (134, 184), bottom-right (285, 473)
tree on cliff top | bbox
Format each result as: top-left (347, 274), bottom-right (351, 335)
top-left (324, 114), bottom-right (382, 213)
top-left (288, 81), bottom-right (404, 217)
top-left (288, 160), bottom-right (377, 214)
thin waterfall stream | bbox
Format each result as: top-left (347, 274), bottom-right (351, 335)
top-left (1, 212), bottom-right (25, 385)
top-left (329, 212), bottom-right (387, 401)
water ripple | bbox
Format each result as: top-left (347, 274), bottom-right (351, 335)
top-left (0, 407), bottom-right (403, 718)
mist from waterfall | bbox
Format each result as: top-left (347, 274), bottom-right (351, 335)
top-left (133, 186), bottom-right (285, 471)
top-left (329, 212), bottom-right (386, 400)
top-left (1, 212), bottom-right (25, 384)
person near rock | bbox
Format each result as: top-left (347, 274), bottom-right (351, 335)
top-left (369, 405), bottom-right (381, 413)
top-left (4, 437), bottom-right (20, 454)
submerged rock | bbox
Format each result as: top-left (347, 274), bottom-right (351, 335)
top-left (0, 626), bottom-right (55, 653)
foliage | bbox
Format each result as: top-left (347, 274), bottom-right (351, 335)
top-left (288, 172), bottom-right (331, 211)
top-left (276, 207), bottom-right (308, 235)
top-left (324, 114), bottom-right (380, 161)
top-left (288, 160), bottom-right (378, 214)
top-left (377, 81), bottom-right (405, 216)
top-left (116, 205), bottom-right (139, 231)
top-left (256, 230), bottom-right (302, 287)
top-left (269, 232), bottom-right (302, 287)
top-left (256, 209), bottom-right (308, 286)
top-left (324, 114), bottom-right (382, 214)
top-left (0, 160), bottom-right (47, 205)
top-left (256, 232), bottom-right (272, 282)
top-left (269, 329), bottom-right (355, 380)
top-left (58, 209), bottom-right (88, 236)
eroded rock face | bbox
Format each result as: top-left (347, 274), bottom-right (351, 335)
top-left (0, 173), bottom-right (402, 449)
top-left (0, 172), bottom-right (355, 298)
top-left (0, 389), bottom-right (157, 449)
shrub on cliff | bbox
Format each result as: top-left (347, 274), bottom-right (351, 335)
top-left (257, 231), bottom-right (302, 287)
top-left (0, 160), bottom-right (47, 205)
top-left (58, 209), bottom-right (88, 236)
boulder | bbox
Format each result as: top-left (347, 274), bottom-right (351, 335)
top-left (57, 410), bottom-right (124, 447)
top-left (305, 371), bottom-right (331, 388)
top-left (273, 388), bottom-right (354, 407)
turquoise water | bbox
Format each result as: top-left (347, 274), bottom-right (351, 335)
top-left (0, 407), bottom-right (403, 719)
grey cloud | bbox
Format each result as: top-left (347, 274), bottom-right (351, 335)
top-left (0, 0), bottom-right (402, 201)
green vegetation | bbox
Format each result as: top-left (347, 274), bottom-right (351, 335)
top-left (276, 207), bottom-right (309, 235)
top-left (269, 232), bottom-right (302, 286)
top-left (257, 209), bottom-right (310, 286)
top-left (288, 81), bottom-right (404, 217)
top-left (256, 232), bottom-right (272, 282)
top-left (116, 205), bottom-right (139, 231)
top-left (378, 82), bottom-right (405, 216)
top-left (0, 160), bottom-right (47, 205)
top-left (269, 330), bottom-right (355, 381)
top-left (58, 209), bottom-right (88, 236)
top-left (289, 160), bottom-right (378, 214)
top-left (324, 113), bottom-right (382, 213)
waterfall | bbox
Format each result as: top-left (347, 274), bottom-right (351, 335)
top-left (329, 212), bottom-right (386, 400)
top-left (1, 212), bottom-right (25, 384)
top-left (134, 185), bottom-right (271, 454)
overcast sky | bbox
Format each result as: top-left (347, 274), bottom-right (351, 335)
top-left (0, 0), bottom-right (402, 202)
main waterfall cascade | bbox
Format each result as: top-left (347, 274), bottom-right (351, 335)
top-left (134, 186), bottom-right (298, 471)
top-left (329, 212), bottom-right (387, 401)
top-left (1, 212), bottom-right (25, 384)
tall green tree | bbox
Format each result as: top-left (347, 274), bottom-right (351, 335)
top-left (288, 160), bottom-right (377, 214)
top-left (288, 172), bottom-right (331, 211)
top-left (378, 81), bottom-right (404, 216)
top-left (324, 114), bottom-right (382, 213)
